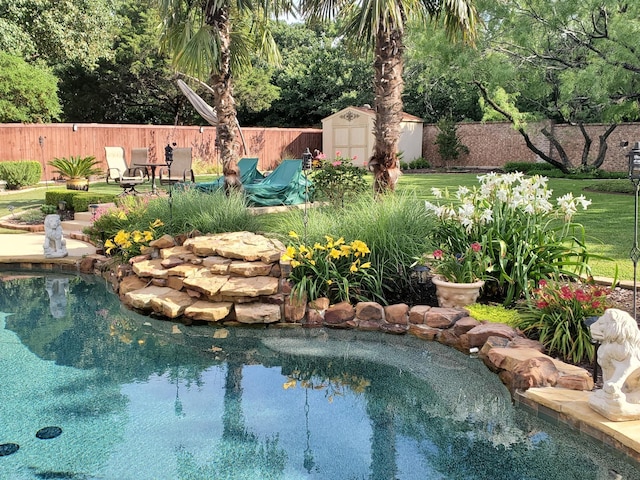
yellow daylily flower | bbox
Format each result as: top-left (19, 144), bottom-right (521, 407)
top-left (326, 279), bottom-right (333, 285)
top-left (150, 219), bottom-right (164, 228)
top-left (350, 262), bottom-right (358, 273)
top-left (335, 237), bottom-right (345, 246)
top-left (360, 262), bottom-right (371, 269)
top-left (290, 260), bottom-right (301, 268)
top-left (340, 245), bottom-right (352, 256)
top-left (132, 231), bottom-right (144, 243)
top-left (329, 248), bottom-right (341, 259)
top-left (313, 242), bottom-right (326, 251)
top-left (104, 239), bottom-right (116, 255)
top-left (143, 231), bottom-right (154, 242)
top-left (288, 231), bottom-right (299, 239)
top-left (114, 230), bottom-right (130, 246)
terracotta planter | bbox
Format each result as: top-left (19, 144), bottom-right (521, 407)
top-left (66, 177), bottom-right (89, 191)
top-left (432, 276), bottom-right (484, 308)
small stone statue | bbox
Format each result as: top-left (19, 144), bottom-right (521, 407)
top-left (588, 308), bottom-right (640, 421)
top-left (43, 214), bottom-right (68, 258)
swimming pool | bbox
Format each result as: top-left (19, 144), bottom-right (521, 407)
top-left (0, 272), bottom-right (639, 479)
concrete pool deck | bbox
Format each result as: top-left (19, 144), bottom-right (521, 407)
top-left (0, 230), bottom-right (640, 466)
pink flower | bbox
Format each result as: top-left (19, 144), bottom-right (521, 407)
top-left (575, 290), bottom-right (589, 302)
top-left (332, 161), bottom-right (342, 167)
top-left (335, 151), bottom-right (341, 157)
top-left (352, 155), bottom-right (357, 160)
top-left (317, 152), bottom-right (326, 160)
top-left (560, 285), bottom-right (573, 300)
top-left (433, 249), bottom-right (444, 260)
top-left (471, 242), bottom-right (481, 252)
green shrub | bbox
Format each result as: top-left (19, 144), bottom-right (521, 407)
top-left (311, 153), bottom-right (369, 207)
top-left (0, 161), bottom-right (42, 189)
top-left (503, 161), bottom-right (558, 174)
top-left (44, 190), bottom-right (117, 212)
top-left (435, 117), bottom-right (469, 163)
top-left (408, 158), bottom-right (430, 169)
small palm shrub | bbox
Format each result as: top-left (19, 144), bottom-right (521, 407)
top-left (48, 156), bottom-right (102, 179)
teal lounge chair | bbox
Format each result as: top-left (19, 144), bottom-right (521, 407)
top-left (244, 159), bottom-right (312, 206)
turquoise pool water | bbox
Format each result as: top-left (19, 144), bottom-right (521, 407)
top-left (0, 272), bottom-right (639, 479)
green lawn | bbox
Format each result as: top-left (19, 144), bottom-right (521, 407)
top-left (0, 173), bottom-right (634, 281)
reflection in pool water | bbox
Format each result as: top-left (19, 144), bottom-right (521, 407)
top-left (0, 272), bottom-right (639, 479)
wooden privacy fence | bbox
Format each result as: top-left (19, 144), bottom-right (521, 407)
top-left (0, 123), bottom-right (322, 181)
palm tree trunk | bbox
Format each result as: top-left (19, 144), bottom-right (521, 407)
top-left (370, 25), bottom-right (404, 194)
top-left (206, 2), bottom-right (241, 193)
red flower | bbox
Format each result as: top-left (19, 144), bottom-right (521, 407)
top-left (536, 300), bottom-right (549, 309)
top-left (471, 242), bottom-right (481, 252)
top-left (433, 249), bottom-right (444, 260)
top-left (539, 279), bottom-right (547, 287)
top-left (560, 285), bottom-right (573, 300)
top-left (575, 290), bottom-right (589, 302)
top-left (591, 301), bottom-right (601, 310)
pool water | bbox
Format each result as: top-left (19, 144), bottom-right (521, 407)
top-left (0, 272), bottom-right (639, 480)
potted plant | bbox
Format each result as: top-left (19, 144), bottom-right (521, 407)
top-left (48, 155), bottom-right (102, 191)
top-left (426, 241), bottom-right (490, 308)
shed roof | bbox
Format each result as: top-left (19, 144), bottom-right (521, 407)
top-left (321, 106), bottom-right (423, 124)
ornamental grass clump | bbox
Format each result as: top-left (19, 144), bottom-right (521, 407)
top-left (425, 172), bottom-right (595, 305)
top-left (516, 279), bottom-right (610, 364)
top-left (281, 231), bottom-right (384, 305)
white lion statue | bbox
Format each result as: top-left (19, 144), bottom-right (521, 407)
top-left (43, 214), bottom-right (68, 258)
top-left (588, 308), bottom-right (640, 421)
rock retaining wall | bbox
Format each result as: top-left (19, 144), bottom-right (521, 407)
top-left (86, 231), bottom-right (594, 394)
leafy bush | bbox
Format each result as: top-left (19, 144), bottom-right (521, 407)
top-left (44, 190), bottom-right (116, 212)
top-left (311, 152), bottom-right (369, 206)
top-left (0, 161), bottom-right (41, 189)
top-left (434, 117), bottom-right (469, 163)
top-left (425, 173), bottom-right (596, 305)
top-left (408, 158), bottom-right (430, 169)
top-left (503, 162), bottom-right (557, 174)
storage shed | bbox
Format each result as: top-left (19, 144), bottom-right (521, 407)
top-left (321, 106), bottom-right (423, 167)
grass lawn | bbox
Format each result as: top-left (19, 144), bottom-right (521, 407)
top-left (0, 173), bottom-right (634, 281)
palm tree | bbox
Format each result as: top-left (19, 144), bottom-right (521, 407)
top-left (156, 0), bottom-right (292, 192)
top-left (301, 0), bottom-right (478, 193)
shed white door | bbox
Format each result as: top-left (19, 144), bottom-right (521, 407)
top-left (333, 125), bottom-right (369, 167)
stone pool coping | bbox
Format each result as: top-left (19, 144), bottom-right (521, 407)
top-left (1, 237), bottom-right (640, 467)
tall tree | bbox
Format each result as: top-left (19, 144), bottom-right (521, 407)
top-left (301, 0), bottom-right (478, 193)
top-left (472, 0), bottom-right (640, 172)
top-left (157, 0), bottom-right (293, 191)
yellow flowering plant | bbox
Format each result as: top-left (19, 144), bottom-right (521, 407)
top-left (281, 231), bottom-right (383, 304)
top-left (104, 219), bottom-right (164, 260)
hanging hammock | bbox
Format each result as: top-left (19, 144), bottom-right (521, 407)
top-left (176, 79), bottom-right (248, 155)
